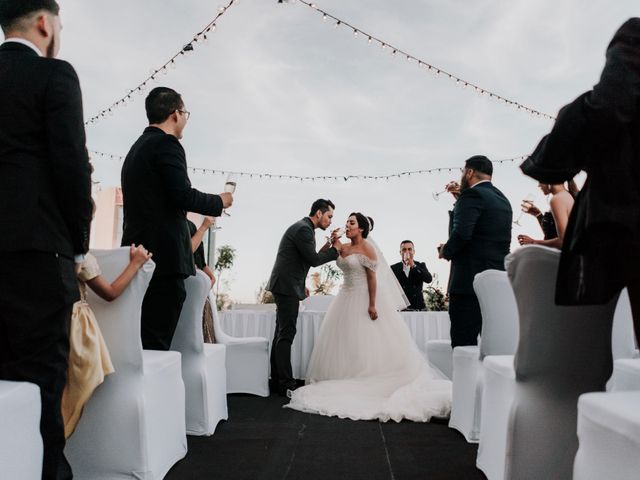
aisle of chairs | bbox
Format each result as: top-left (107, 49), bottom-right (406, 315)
top-left (443, 245), bottom-right (640, 480)
top-left (0, 247), bottom-right (270, 480)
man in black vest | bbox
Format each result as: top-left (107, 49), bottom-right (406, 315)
top-left (267, 199), bottom-right (342, 395)
top-left (391, 241), bottom-right (433, 310)
top-left (121, 87), bottom-right (232, 350)
top-left (0, 1), bottom-right (93, 478)
top-left (438, 156), bottom-right (512, 348)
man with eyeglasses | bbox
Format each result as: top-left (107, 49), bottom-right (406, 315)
top-left (121, 86), bottom-right (233, 350)
top-left (437, 155), bottom-right (512, 348)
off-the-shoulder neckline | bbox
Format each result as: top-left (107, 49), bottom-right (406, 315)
top-left (339, 252), bottom-right (377, 262)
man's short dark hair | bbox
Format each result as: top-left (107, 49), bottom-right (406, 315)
top-left (0, 0), bottom-right (59, 31)
top-left (309, 199), bottom-right (335, 217)
top-left (400, 240), bottom-right (414, 247)
top-left (145, 87), bottom-right (184, 124)
top-left (465, 155), bottom-right (493, 176)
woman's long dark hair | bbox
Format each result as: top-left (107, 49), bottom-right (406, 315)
top-left (349, 212), bottom-right (375, 239)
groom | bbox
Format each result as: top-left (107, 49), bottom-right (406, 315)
top-left (267, 199), bottom-right (342, 396)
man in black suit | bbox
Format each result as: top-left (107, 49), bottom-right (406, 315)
top-left (121, 87), bottom-right (232, 350)
top-left (0, 1), bottom-right (93, 478)
top-left (438, 156), bottom-right (512, 348)
top-left (267, 199), bottom-right (342, 395)
top-left (391, 241), bottom-right (433, 310)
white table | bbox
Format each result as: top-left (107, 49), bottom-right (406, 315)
top-left (219, 309), bottom-right (450, 379)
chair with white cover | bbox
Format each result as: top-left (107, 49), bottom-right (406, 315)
top-left (65, 248), bottom-right (187, 480)
top-left (425, 340), bottom-right (453, 379)
top-left (0, 381), bottom-right (42, 480)
top-left (212, 295), bottom-right (270, 396)
top-left (611, 358), bottom-right (640, 391)
top-left (302, 294), bottom-right (335, 311)
top-left (449, 269), bottom-right (518, 443)
top-left (573, 391), bottom-right (640, 480)
top-left (504, 245), bottom-right (619, 480)
top-left (171, 270), bottom-right (228, 435)
top-left (477, 287), bottom-right (637, 480)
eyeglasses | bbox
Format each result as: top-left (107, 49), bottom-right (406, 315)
top-left (177, 109), bottom-right (191, 120)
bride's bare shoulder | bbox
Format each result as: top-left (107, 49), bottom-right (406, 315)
top-left (361, 241), bottom-right (377, 261)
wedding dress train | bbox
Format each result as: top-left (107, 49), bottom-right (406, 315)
top-left (286, 248), bottom-right (451, 422)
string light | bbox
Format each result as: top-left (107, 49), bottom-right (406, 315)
top-left (89, 149), bottom-right (526, 183)
top-left (290, 0), bottom-right (555, 121)
top-left (84, 0), bottom-right (238, 126)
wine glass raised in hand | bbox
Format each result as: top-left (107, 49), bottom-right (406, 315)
top-left (513, 193), bottom-right (535, 226)
top-left (433, 181), bottom-right (460, 201)
top-left (222, 174), bottom-right (237, 216)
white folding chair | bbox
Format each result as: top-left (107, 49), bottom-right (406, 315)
top-left (449, 270), bottom-right (518, 443)
top-left (0, 381), bottom-right (42, 480)
top-left (65, 248), bottom-right (187, 480)
top-left (212, 295), bottom-right (270, 396)
top-left (171, 271), bottom-right (228, 435)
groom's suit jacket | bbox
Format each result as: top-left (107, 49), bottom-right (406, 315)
top-left (267, 217), bottom-right (339, 300)
top-left (442, 181), bottom-right (512, 295)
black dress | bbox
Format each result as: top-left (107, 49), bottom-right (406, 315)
top-left (539, 212), bottom-right (558, 240)
top-left (187, 220), bottom-right (215, 343)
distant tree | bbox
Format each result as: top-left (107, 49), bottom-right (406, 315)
top-left (213, 245), bottom-right (236, 310)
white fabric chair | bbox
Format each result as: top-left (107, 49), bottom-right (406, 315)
top-left (0, 381), bottom-right (42, 480)
top-left (425, 340), bottom-right (453, 379)
top-left (65, 248), bottom-right (187, 480)
top-left (504, 245), bottom-right (619, 480)
top-left (171, 271), bottom-right (228, 435)
top-left (449, 270), bottom-right (518, 443)
top-left (301, 294), bottom-right (335, 311)
top-left (574, 391), bottom-right (640, 480)
top-left (477, 288), bottom-right (637, 480)
top-left (611, 358), bottom-right (640, 391)
top-left (476, 356), bottom-right (515, 480)
top-left (212, 295), bottom-right (270, 396)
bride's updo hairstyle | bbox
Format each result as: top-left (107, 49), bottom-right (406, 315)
top-left (349, 212), bottom-right (375, 239)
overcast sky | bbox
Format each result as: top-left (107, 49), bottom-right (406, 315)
top-left (35, 0), bottom-right (639, 301)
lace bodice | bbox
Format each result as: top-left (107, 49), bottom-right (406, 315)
top-left (337, 254), bottom-right (377, 291)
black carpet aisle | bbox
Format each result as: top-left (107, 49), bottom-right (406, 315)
top-left (166, 394), bottom-right (486, 480)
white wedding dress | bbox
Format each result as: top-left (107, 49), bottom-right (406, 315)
top-left (286, 245), bottom-right (452, 422)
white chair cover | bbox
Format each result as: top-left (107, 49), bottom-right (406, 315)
top-left (0, 381), bottom-right (42, 480)
top-left (65, 248), bottom-right (187, 480)
top-left (301, 294), bottom-right (335, 311)
top-left (504, 245), bottom-right (619, 480)
top-left (425, 339), bottom-right (453, 379)
top-left (212, 295), bottom-right (270, 396)
top-left (574, 391), bottom-right (640, 480)
top-left (611, 289), bottom-right (638, 360)
top-left (449, 270), bottom-right (518, 443)
top-left (476, 355), bottom-right (515, 480)
top-left (611, 358), bottom-right (640, 391)
top-left (171, 270), bottom-right (228, 435)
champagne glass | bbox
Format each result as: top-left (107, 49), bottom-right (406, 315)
top-left (326, 228), bottom-right (345, 245)
top-left (513, 193), bottom-right (535, 226)
top-left (222, 173), bottom-right (237, 217)
top-left (432, 181), bottom-right (459, 201)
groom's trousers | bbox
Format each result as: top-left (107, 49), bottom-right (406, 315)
top-left (271, 293), bottom-right (300, 392)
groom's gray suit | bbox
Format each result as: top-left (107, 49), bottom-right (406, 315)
top-left (267, 217), bottom-right (339, 393)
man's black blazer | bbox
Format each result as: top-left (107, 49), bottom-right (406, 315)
top-left (442, 182), bottom-right (512, 295)
top-left (121, 127), bottom-right (223, 277)
top-left (267, 218), bottom-right (339, 300)
top-left (391, 261), bottom-right (432, 310)
top-left (0, 42), bottom-right (92, 260)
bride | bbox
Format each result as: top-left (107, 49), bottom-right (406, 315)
top-left (286, 212), bottom-right (451, 422)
